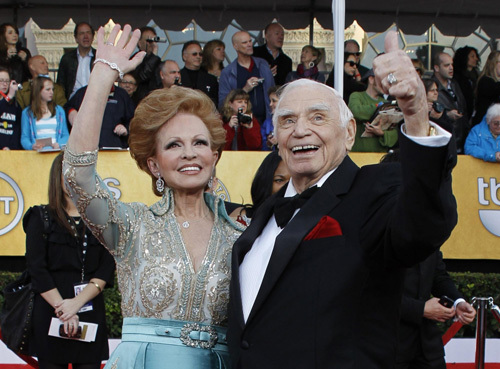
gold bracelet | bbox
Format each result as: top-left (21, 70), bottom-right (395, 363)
top-left (91, 281), bottom-right (102, 293)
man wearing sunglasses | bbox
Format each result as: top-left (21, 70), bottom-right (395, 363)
top-left (345, 39), bottom-right (369, 78)
top-left (180, 40), bottom-right (219, 107)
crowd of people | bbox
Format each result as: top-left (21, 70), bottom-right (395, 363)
top-left (1, 20), bottom-right (493, 369)
top-left (0, 21), bottom-right (499, 162)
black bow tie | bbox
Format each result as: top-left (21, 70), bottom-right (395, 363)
top-left (273, 186), bottom-right (318, 228)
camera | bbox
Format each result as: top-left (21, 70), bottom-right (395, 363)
top-left (174, 77), bottom-right (181, 86)
top-left (432, 101), bottom-right (444, 113)
top-left (237, 107), bottom-right (252, 124)
top-left (256, 78), bottom-right (265, 85)
top-left (146, 36), bottom-right (160, 43)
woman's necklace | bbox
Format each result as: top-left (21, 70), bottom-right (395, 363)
top-left (177, 211), bottom-right (211, 229)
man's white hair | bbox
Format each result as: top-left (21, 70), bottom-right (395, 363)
top-left (486, 103), bottom-right (500, 124)
top-left (272, 79), bottom-right (354, 135)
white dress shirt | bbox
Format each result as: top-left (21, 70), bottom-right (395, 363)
top-left (71, 48), bottom-right (93, 99)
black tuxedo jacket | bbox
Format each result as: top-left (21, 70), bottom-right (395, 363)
top-left (228, 133), bottom-right (458, 369)
top-left (396, 250), bottom-right (462, 364)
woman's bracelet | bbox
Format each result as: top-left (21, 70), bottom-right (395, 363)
top-left (91, 281), bottom-right (102, 293)
top-left (93, 58), bottom-right (124, 80)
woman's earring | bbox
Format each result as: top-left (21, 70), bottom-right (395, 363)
top-left (156, 175), bottom-right (165, 194)
top-left (207, 176), bottom-right (214, 190)
top-left (309, 61), bottom-right (315, 68)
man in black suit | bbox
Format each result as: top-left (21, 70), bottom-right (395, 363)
top-left (57, 22), bottom-right (95, 99)
top-left (396, 250), bottom-right (476, 369)
top-left (253, 22), bottom-right (292, 86)
top-left (180, 40), bottom-right (218, 107)
top-left (228, 31), bottom-right (458, 369)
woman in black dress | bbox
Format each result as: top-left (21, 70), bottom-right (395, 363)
top-left (24, 152), bottom-right (115, 369)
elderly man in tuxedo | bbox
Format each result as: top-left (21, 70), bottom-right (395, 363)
top-left (227, 31), bottom-right (458, 369)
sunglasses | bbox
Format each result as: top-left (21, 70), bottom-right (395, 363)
top-left (345, 61), bottom-right (359, 67)
top-left (190, 52), bottom-right (202, 57)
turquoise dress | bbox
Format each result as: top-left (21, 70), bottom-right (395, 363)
top-left (63, 148), bottom-right (246, 369)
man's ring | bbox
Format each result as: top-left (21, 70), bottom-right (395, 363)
top-left (387, 73), bottom-right (397, 85)
top-left (106, 42), bottom-right (114, 46)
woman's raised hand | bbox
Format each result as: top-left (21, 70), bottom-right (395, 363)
top-left (95, 24), bottom-right (146, 77)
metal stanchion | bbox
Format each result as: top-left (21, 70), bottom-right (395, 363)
top-left (471, 297), bottom-right (494, 369)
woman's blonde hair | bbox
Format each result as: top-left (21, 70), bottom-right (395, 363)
top-left (478, 51), bottom-right (500, 82)
top-left (129, 86), bottom-right (226, 196)
top-left (302, 45), bottom-right (322, 66)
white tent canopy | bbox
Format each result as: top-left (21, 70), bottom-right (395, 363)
top-left (1, 0), bottom-right (500, 38)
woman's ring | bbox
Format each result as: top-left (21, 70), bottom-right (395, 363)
top-left (106, 42), bottom-right (114, 46)
top-left (387, 73), bottom-right (397, 85)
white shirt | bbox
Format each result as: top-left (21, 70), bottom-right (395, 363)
top-left (71, 48), bottom-right (94, 99)
top-left (238, 123), bottom-right (451, 322)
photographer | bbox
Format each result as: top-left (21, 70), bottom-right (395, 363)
top-left (424, 79), bottom-right (454, 133)
top-left (222, 88), bottom-right (262, 150)
top-left (131, 26), bottom-right (161, 102)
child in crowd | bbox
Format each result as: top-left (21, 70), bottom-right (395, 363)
top-left (260, 85), bottom-right (280, 150)
top-left (221, 88), bottom-right (261, 150)
top-left (0, 66), bottom-right (22, 149)
top-left (20, 75), bottom-right (68, 150)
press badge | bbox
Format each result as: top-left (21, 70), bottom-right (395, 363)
top-left (74, 282), bottom-right (93, 312)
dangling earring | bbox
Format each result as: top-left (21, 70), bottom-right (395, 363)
top-left (309, 61), bottom-right (315, 68)
top-left (207, 176), bottom-right (213, 190)
top-left (156, 175), bottom-right (165, 194)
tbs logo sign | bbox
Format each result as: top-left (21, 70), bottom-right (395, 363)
top-left (478, 177), bottom-right (500, 237)
top-left (0, 173), bottom-right (122, 236)
top-left (0, 172), bottom-right (24, 236)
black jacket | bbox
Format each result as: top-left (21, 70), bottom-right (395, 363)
top-left (228, 133), bottom-right (457, 369)
top-left (57, 48), bottom-right (96, 99)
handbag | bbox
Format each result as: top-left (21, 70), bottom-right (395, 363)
top-left (0, 205), bottom-right (50, 355)
top-left (0, 270), bottom-right (34, 354)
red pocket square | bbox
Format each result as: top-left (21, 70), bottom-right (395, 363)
top-left (304, 216), bottom-right (342, 240)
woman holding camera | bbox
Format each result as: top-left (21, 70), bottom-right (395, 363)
top-left (24, 152), bottom-right (115, 369)
top-left (221, 88), bottom-right (262, 150)
top-left (0, 23), bottom-right (30, 84)
top-left (424, 79), bottom-right (453, 133)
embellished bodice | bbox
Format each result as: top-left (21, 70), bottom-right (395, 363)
top-left (63, 149), bottom-right (245, 326)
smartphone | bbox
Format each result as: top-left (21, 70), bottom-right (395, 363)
top-left (59, 324), bottom-right (82, 339)
top-left (439, 295), bottom-right (454, 308)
